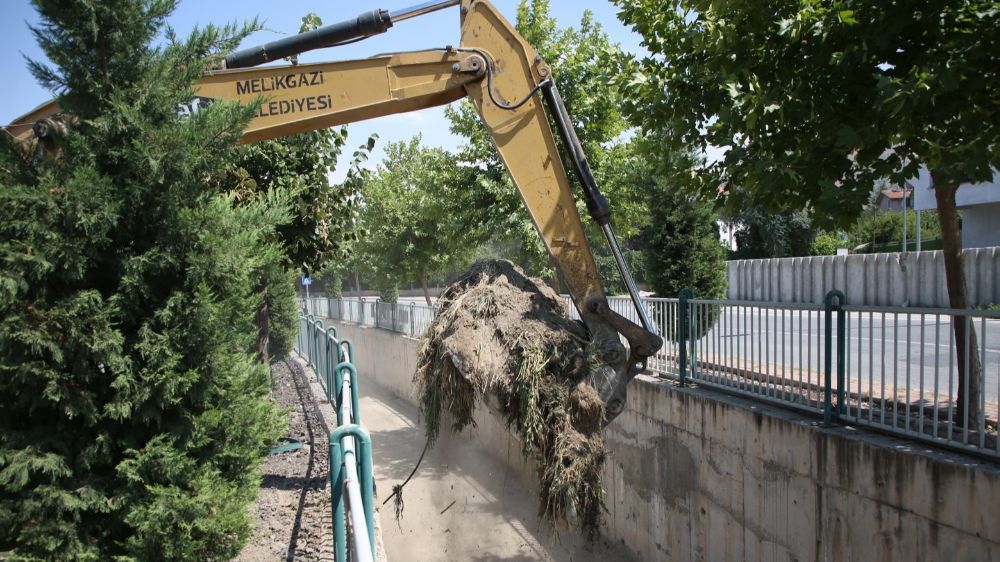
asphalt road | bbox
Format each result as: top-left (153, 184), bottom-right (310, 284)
top-left (668, 306), bottom-right (1000, 407)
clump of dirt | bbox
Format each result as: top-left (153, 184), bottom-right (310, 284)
top-left (413, 259), bottom-right (606, 537)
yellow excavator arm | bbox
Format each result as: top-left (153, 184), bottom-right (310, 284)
top-left (4, 0), bottom-right (661, 423)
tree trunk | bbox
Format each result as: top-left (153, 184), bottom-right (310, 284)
top-left (931, 171), bottom-right (982, 431)
top-left (254, 281), bottom-right (270, 365)
top-left (354, 271), bottom-right (361, 295)
top-left (420, 272), bottom-right (432, 306)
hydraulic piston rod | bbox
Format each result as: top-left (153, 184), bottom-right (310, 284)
top-left (224, 1), bottom-right (461, 69)
top-left (540, 80), bottom-right (656, 334)
top-left (390, 0), bottom-right (461, 23)
top-left (225, 10), bottom-right (393, 68)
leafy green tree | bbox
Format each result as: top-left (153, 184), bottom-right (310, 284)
top-left (640, 155), bottom-right (728, 300)
top-left (231, 118), bottom-right (373, 361)
top-left (847, 206), bottom-right (942, 252)
top-left (232, 127), bottom-right (361, 273)
top-left (809, 231), bottom-right (844, 256)
top-left (227, 13), bottom-right (375, 362)
top-left (0, 1), bottom-right (284, 558)
top-left (616, 0), bottom-right (998, 427)
top-left (355, 137), bottom-right (476, 305)
top-left (314, 265), bottom-right (344, 298)
top-left (638, 152), bottom-right (728, 341)
top-left (445, 0), bottom-right (641, 282)
top-left (730, 208), bottom-right (816, 259)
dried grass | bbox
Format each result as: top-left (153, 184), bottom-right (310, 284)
top-left (413, 260), bottom-right (606, 537)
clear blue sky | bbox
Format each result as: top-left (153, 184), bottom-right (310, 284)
top-left (1, 0), bottom-right (646, 180)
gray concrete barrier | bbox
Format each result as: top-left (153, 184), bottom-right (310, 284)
top-left (727, 247), bottom-right (1000, 307)
top-left (331, 321), bottom-right (1000, 562)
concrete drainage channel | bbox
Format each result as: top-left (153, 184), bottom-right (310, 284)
top-left (325, 318), bottom-right (1000, 562)
top-left (277, 313), bottom-right (637, 561)
top-left (265, 312), bottom-right (1000, 560)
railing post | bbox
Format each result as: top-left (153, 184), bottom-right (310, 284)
top-left (339, 339), bottom-right (353, 365)
top-left (330, 440), bottom-right (346, 562)
top-left (410, 302), bottom-right (416, 337)
top-left (304, 315), bottom-right (310, 363)
top-left (313, 320), bottom-right (325, 379)
top-left (306, 315), bottom-right (316, 366)
top-left (678, 288), bottom-right (692, 385)
top-left (296, 312), bottom-right (303, 355)
top-left (824, 290), bottom-right (846, 425)
top-left (334, 362), bottom-right (346, 421)
top-left (329, 424), bottom-right (375, 562)
top-left (333, 361), bottom-right (360, 426)
top-left (357, 434), bottom-right (374, 555)
top-left (326, 332), bottom-right (340, 399)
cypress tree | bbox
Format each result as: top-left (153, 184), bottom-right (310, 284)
top-left (0, 1), bottom-right (285, 558)
top-left (642, 174), bottom-right (728, 340)
top-left (642, 179), bottom-right (727, 300)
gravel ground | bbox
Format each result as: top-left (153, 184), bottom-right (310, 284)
top-left (235, 359), bottom-right (335, 562)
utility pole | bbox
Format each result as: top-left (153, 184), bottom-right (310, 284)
top-left (915, 209), bottom-right (922, 252)
top-left (902, 187), bottom-right (908, 252)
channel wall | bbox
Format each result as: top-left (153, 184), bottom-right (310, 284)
top-left (332, 321), bottom-right (1000, 561)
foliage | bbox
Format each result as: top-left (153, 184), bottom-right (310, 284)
top-left (229, 10), bottom-right (370, 277)
top-left (615, 0), bottom-right (999, 226)
top-left (377, 285), bottom-right (400, 304)
top-left (593, 247), bottom-right (645, 296)
top-left (262, 267), bottom-right (299, 361)
top-left (640, 153), bottom-right (727, 299)
top-left (313, 266), bottom-right (343, 298)
top-left (0, 1), bottom-right (284, 558)
top-left (354, 137), bottom-right (476, 304)
top-left (847, 208), bottom-right (941, 252)
top-left (637, 151), bottom-right (727, 342)
top-left (730, 208), bottom-right (816, 259)
top-left (230, 12), bottom-right (375, 362)
top-left (445, 0), bottom-right (640, 278)
top-left (616, 0), bottom-right (997, 426)
top-left (231, 127), bottom-right (359, 273)
top-left (809, 232), bottom-right (843, 256)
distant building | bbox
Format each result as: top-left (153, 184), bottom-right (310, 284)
top-left (874, 183), bottom-right (913, 212)
top-left (911, 168), bottom-right (1000, 249)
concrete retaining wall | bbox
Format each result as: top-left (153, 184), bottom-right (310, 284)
top-left (727, 247), bottom-right (1000, 307)
top-left (333, 322), bottom-right (1000, 562)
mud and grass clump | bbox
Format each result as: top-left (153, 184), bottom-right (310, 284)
top-left (414, 260), bottom-right (607, 536)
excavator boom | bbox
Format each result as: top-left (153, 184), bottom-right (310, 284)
top-left (4, 0), bottom-right (661, 422)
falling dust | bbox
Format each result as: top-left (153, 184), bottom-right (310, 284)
top-left (413, 259), bottom-right (607, 538)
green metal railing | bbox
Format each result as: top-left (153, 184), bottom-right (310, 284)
top-left (296, 312), bottom-right (375, 562)
top-left (673, 290), bottom-right (998, 459)
top-left (304, 290), bottom-right (998, 459)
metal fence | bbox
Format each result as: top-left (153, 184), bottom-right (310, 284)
top-left (295, 313), bottom-right (375, 562)
top-left (837, 303), bottom-right (998, 454)
top-left (303, 294), bottom-right (999, 458)
top-left (672, 293), bottom-right (998, 458)
top-left (304, 297), bottom-right (439, 337)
